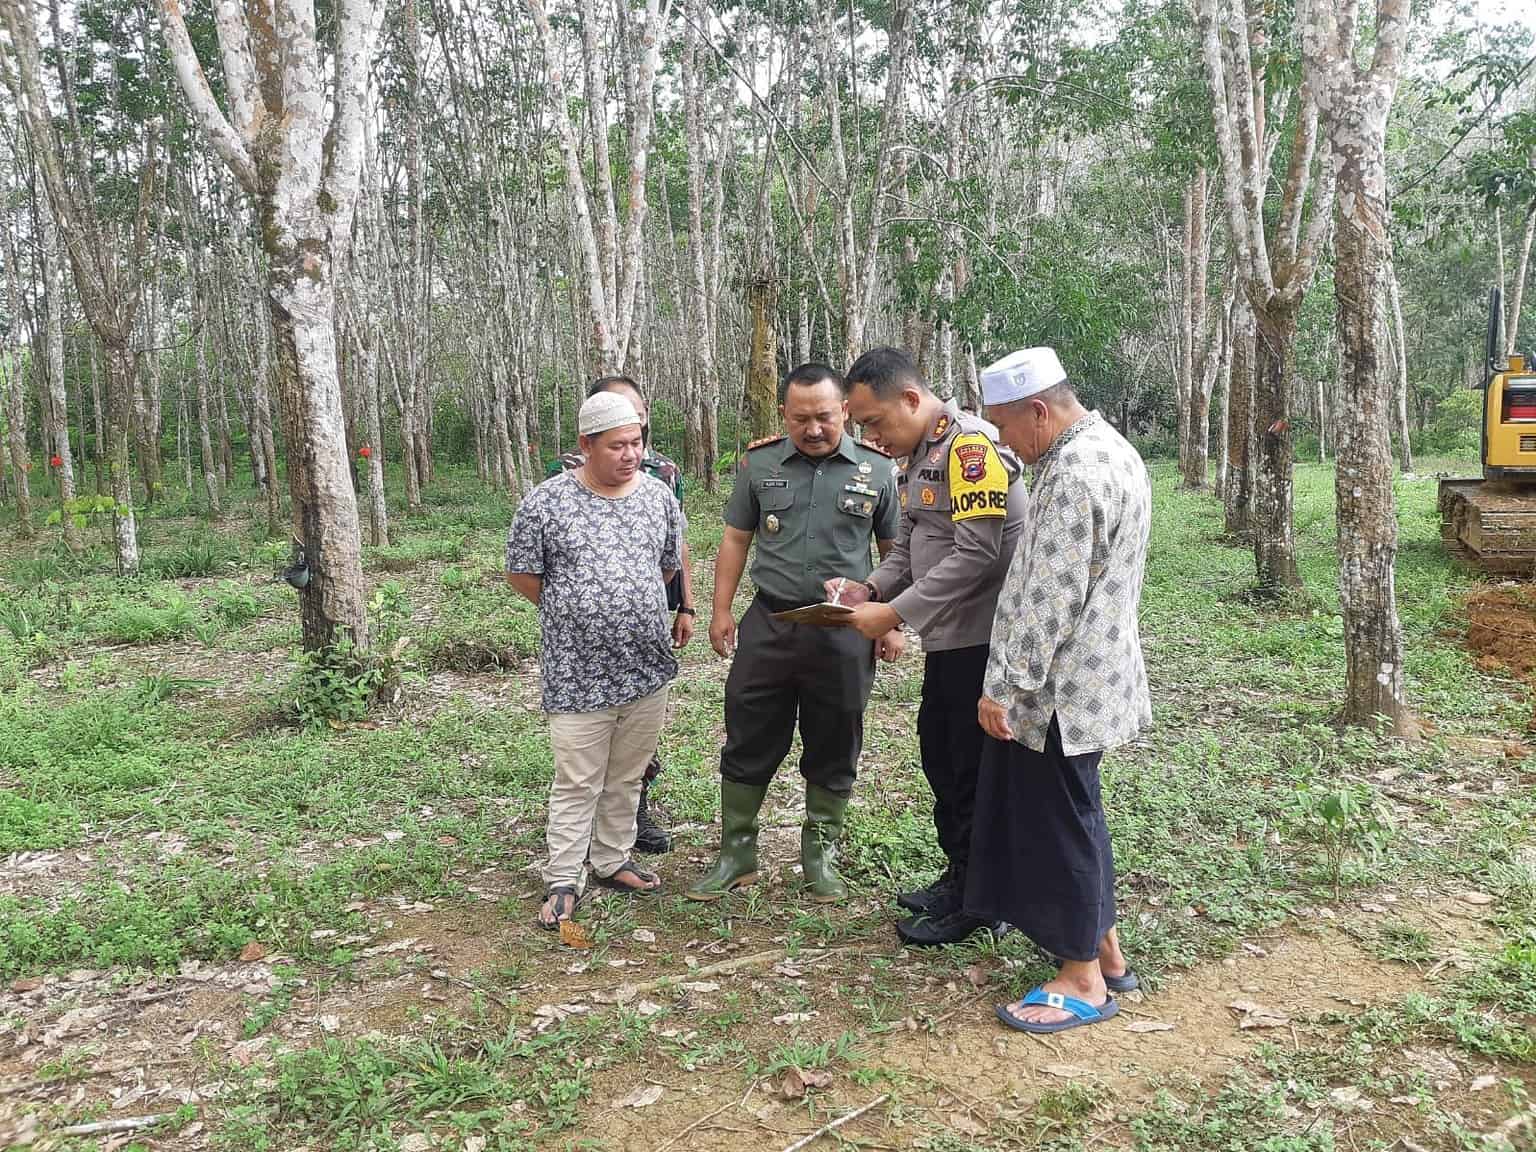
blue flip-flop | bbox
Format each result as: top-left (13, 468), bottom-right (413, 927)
top-left (1104, 969), bottom-right (1140, 994)
top-left (995, 986), bottom-right (1119, 1034)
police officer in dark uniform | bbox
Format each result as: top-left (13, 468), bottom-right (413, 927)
top-left (549, 375), bottom-right (695, 854)
top-left (687, 363), bottom-right (902, 905)
top-left (831, 347), bottom-right (1028, 945)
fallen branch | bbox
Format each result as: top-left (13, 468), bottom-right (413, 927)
top-left (651, 1083), bottom-right (754, 1152)
top-left (49, 1113), bottom-right (176, 1138)
top-left (429, 970), bottom-right (513, 1011)
top-left (0, 1057), bottom-right (187, 1097)
top-left (777, 1094), bottom-right (890, 1152)
top-left (927, 989), bottom-right (991, 1028)
top-left (123, 989), bottom-right (181, 1007)
top-left (589, 946), bottom-right (867, 1001)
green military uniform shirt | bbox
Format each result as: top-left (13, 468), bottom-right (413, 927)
top-left (725, 433), bottom-right (901, 606)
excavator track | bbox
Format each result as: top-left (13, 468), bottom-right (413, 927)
top-left (1439, 478), bottom-right (1536, 576)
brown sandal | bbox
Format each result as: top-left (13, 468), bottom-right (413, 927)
top-left (537, 885), bottom-right (580, 929)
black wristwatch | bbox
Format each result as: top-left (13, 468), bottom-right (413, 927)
top-left (678, 606), bottom-right (697, 616)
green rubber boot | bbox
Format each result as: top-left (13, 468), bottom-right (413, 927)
top-left (801, 784), bottom-right (849, 904)
top-left (686, 781), bottom-right (767, 901)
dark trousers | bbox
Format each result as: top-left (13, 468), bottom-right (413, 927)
top-left (964, 716), bottom-right (1114, 962)
top-left (720, 596), bottom-right (876, 798)
top-left (916, 644), bottom-right (990, 873)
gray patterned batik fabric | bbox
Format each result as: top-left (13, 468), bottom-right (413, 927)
top-left (983, 412), bottom-right (1153, 755)
top-left (506, 471), bottom-right (683, 714)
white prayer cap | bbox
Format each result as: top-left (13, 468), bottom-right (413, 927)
top-left (579, 391), bottom-right (641, 436)
top-left (979, 347), bottom-right (1067, 405)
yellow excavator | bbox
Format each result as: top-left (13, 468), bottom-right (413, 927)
top-left (1439, 287), bottom-right (1536, 574)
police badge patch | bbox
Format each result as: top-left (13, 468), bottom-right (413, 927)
top-left (956, 441), bottom-right (989, 483)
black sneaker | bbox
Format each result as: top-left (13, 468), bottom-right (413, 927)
top-left (633, 780), bottom-right (670, 855)
top-left (894, 909), bottom-right (989, 947)
top-left (896, 866), bottom-right (959, 917)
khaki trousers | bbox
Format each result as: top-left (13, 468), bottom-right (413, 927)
top-left (544, 685), bottom-right (670, 887)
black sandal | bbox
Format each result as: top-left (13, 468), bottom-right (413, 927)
top-left (592, 860), bottom-right (660, 894)
top-left (537, 885), bottom-right (580, 930)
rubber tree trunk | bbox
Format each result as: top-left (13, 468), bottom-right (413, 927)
top-left (1333, 195), bottom-right (1409, 732)
top-left (1224, 297), bottom-right (1255, 536)
top-left (104, 344), bottom-right (141, 575)
top-left (195, 322), bottom-right (222, 517)
top-left (747, 276), bottom-right (778, 440)
top-left (358, 323), bottom-right (388, 546)
top-left (1215, 338), bottom-right (1231, 500)
top-left (39, 196), bottom-right (82, 551)
top-left (263, 217), bottom-right (370, 652)
top-left (1183, 386), bottom-right (1212, 489)
top-left (133, 352), bottom-right (160, 505)
top-left (1250, 299), bottom-right (1302, 591)
top-left (2, 357), bottom-right (31, 538)
top-left (1387, 262), bottom-right (1413, 473)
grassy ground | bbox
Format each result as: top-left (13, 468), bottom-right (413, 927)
top-left (0, 453), bottom-right (1532, 1151)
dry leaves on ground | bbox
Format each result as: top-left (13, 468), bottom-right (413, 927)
top-left (780, 1068), bottom-right (833, 1099)
top-left (559, 919), bottom-right (594, 949)
top-left (1228, 999), bottom-right (1290, 1030)
top-left (616, 1084), bottom-right (664, 1109)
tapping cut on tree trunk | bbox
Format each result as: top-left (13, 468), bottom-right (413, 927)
top-left (1386, 261), bottom-right (1413, 474)
top-left (747, 276), bottom-right (779, 440)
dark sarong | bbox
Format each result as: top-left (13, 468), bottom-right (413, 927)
top-left (963, 716), bottom-right (1116, 962)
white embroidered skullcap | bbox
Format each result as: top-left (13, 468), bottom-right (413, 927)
top-left (578, 391), bottom-right (641, 437)
top-left (979, 347), bottom-right (1067, 405)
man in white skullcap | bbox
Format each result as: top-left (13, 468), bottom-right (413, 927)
top-left (506, 390), bottom-right (687, 930)
top-left (966, 347), bottom-right (1153, 1035)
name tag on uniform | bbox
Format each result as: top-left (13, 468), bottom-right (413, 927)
top-left (844, 482), bottom-right (877, 498)
top-left (759, 478), bottom-right (789, 489)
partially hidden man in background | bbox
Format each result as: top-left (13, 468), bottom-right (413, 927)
top-left (507, 391), bottom-right (688, 930)
top-left (550, 375), bottom-right (696, 855)
top-left (689, 363), bottom-right (902, 905)
top-left (828, 347), bottom-right (1029, 946)
top-left (973, 347), bottom-right (1153, 1035)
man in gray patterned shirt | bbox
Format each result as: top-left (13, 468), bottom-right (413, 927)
top-left (968, 347), bottom-right (1152, 1036)
top-left (506, 391), bottom-right (686, 930)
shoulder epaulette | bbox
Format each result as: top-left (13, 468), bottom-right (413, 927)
top-left (857, 439), bottom-right (892, 458)
top-left (745, 435), bottom-right (785, 452)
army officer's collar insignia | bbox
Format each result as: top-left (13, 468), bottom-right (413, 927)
top-left (930, 414), bottom-right (951, 441)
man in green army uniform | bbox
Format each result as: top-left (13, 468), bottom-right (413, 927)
top-left (688, 363), bottom-right (903, 904)
top-left (550, 376), bottom-right (695, 853)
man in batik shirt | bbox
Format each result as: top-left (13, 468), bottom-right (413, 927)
top-left (969, 347), bottom-right (1153, 1037)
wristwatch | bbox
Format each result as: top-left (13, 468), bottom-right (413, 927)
top-left (863, 581), bottom-right (880, 602)
top-left (678, 606), bottom-right (697, 616)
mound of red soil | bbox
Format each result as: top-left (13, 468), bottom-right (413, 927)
top-left (1465, 585), bottom-right (1536, 728)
